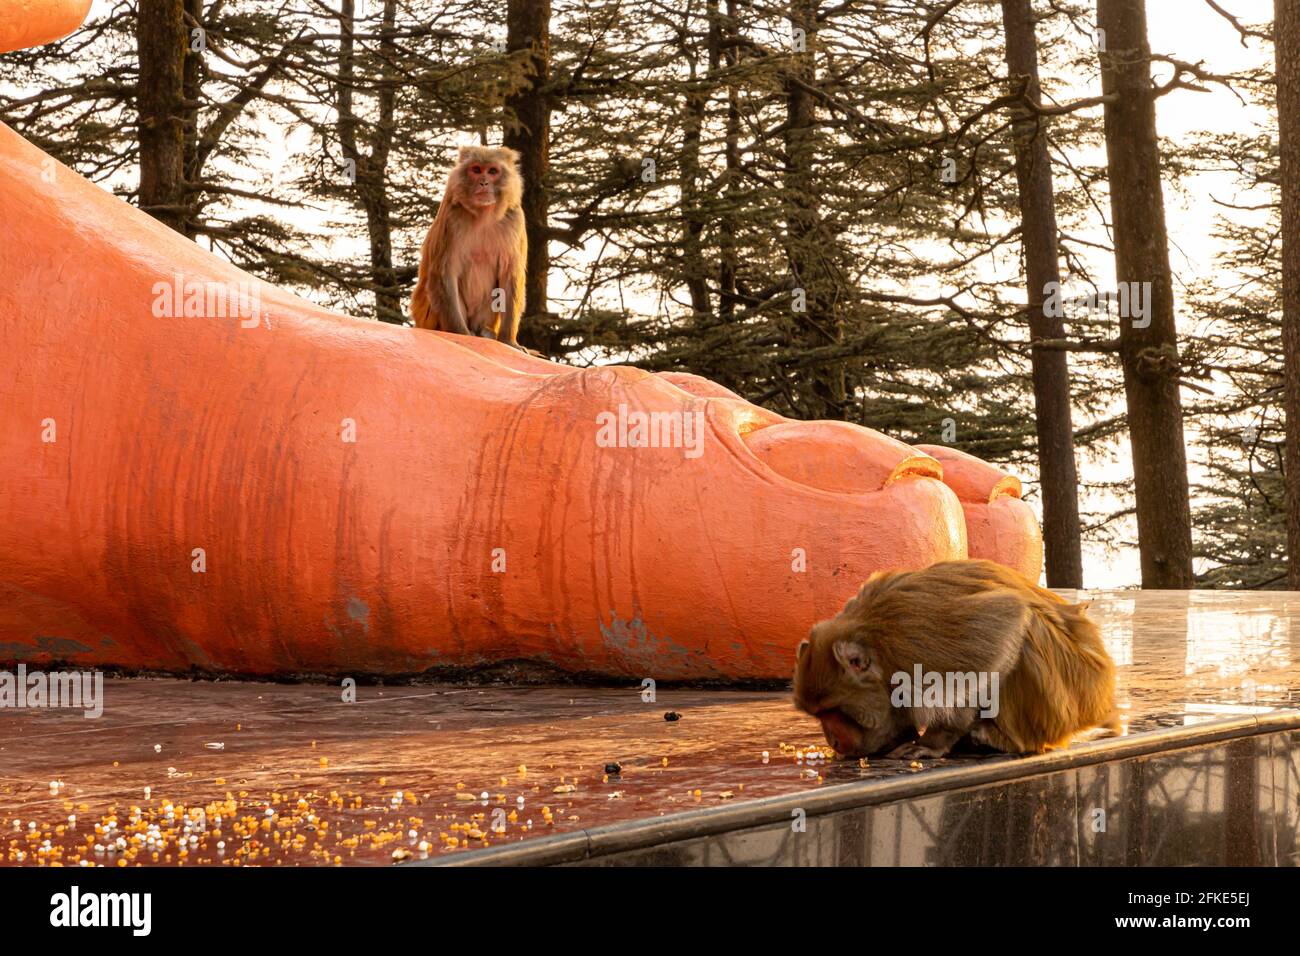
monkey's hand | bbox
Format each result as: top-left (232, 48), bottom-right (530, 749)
top-left (439, 275), bottom-right (473, 335)
top-left (886, 742), bottom-right (951, 760)
top-left (886, 727), bottom-right (964, 760)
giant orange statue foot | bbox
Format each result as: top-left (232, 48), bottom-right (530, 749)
top-left (0, 0), bottom-right (1042, 680)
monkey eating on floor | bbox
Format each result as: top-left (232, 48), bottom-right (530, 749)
top-left (793, 559), bottom-right (1118, 760)
top-left (410, 145), bottom-right (528, 350)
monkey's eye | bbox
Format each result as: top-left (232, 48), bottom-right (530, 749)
top-left (469, 165), bottom-right (482, 175)
top-left (487, 166), bottom-right (499, 175)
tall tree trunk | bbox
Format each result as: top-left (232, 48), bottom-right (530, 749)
top-left (717, 0), bottom-right (740, 318)
top-left (180, 0), bottom-right (203, 239)
top-left (1096, 0), bottom-right (1194, 587)
top-left (1001, 0), bottom-right (1083, 587)
top-left (680, 30), bottom-right (711, 319)
top-left (783, 0), bottom-right (846, 418)
top-left (1277, 0), bottom-right (1300, 588)
top-left (369, 0), bottom-right (400, 324)
top-left (504, 0), bottom-right (553, 354)
top-left (337, 0), bottom-right (401, 324)
top-left (137, 0), bottom-right (187, 234)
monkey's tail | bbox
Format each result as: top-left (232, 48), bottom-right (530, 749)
top-left (410, 283), bottom-right (432, 330)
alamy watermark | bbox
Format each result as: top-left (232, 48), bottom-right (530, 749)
top-left (595, 403), bottom-right (705, 459)
top-left (151, 273), bottom-right (263, 328)
top-left (1043, 280), bottom-right (1151, 328)
top-left (0, 665), bottom-right (103, 718)
top-left (50, 887), bottom-right (150, 936)
top-left (890, 665), bottom-right (999, 719)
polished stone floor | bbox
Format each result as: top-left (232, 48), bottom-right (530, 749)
top-left (568, 729), bottom-right (1300, 866)
top-left (1, 590), bottom-right (1298, 866)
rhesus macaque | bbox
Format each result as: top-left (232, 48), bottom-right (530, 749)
top-left (410, 145), bottom-right (527, 348)
top-left (793, 560), bottom-right (1118, 759)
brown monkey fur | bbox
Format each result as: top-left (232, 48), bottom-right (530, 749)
top-left (793, 560), bottom-right (1118, 759)
top-left (410, 145), bottom-right (527, 347)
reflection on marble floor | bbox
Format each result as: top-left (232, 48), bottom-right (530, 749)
top-left (1069, 590), bottom-right (1300, 732)
top-left (581, 731), bottom-right (1300, 866)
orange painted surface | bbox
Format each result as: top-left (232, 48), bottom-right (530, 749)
top-left (0, 0), bottom-right (88, 54)
top-left (916, 444), bottom-right (1044, 581)
top-left (0, 0), bottom-right (1041, 679)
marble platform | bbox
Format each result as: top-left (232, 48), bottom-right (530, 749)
top-left (1, 590), bottom-right (1298, 867)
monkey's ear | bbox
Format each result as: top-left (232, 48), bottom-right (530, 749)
top-left (796, 639), bottom-right (810, 661)
top-left (502, 147), bottom-right (522, 165)
top-left (833, 639), bottom-right (881, 684)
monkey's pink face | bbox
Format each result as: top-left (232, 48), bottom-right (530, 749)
top-left (466, 162), bottom-right (503, 207)
top-left (792, 624), bottom-right (912, 758)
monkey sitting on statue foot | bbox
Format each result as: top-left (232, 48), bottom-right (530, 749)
top-left (410, 145), bottom-right (538, 354)
top-left (793, 559), bottom-right (1120, 760)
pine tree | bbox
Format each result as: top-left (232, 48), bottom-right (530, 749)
top-left (1096, 0), bottom-right (1194, 587)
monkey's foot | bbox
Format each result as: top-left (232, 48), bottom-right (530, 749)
top-left (510, 342), bottom-right (545, 359)
top-left (0, 0), bottom-right (1043, 680)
